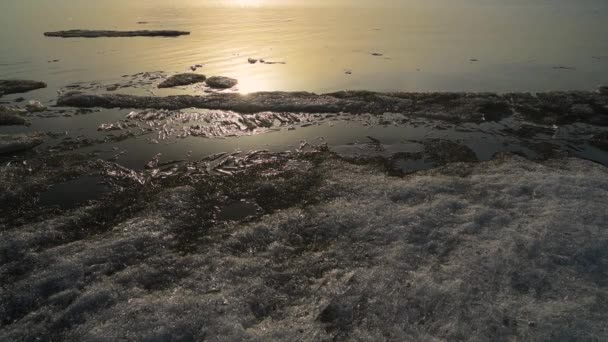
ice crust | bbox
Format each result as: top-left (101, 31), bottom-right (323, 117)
top-left (1, 155), bottom-right (608, 341)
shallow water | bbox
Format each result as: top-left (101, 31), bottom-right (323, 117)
top-left (1, 0), bottom-right (608, 93)
top-left (1, 0), bottom-right (608, 208)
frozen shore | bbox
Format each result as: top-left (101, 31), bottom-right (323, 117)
top-left (1, 152), bottom-right (607, 341)
top-left (57, 89), bottom-right (608, 125)
top-left (2, 76), bottom-right (608, 340)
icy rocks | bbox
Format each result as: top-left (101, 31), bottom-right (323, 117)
top-left (25, 100), bottom-right (46, 113)
top-left (43, 30), bottom-right (190, 38)
top-left (97, 123), bottom-right (124, 131)
top-left (0, 134), bottom-right (43, 154)
top-left (145, 153), bottom-right (162, 169)
top-left (0, 79), bottom-right (47, 96)
top-left (205, 76), bottom-right (238, 89)
top-left (158, 73), bottom-right (207, 88)
top-left (600, 86), bottom-right (608, 96)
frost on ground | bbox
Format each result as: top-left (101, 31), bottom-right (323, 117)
top-left (1, 154), bottom-right (608, 341)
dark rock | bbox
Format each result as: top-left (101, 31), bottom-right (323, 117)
top-left (510, 270), bottom-right (550, 296)
top-left (190, 64), bottom-right (203, 71)
top-left (570, 104), bottom-right (594, 117)
top-left (525, 141), bottom-right (570, 159)
top-left (553, 66), bottom-right (576, 70)
top-left (591, 132), bottom-right (608, 151)
top-left (0, 134), bottom-right (43, 154)
top-left (55, 90), bottom-right (608, 125)
top-left (261, 60), bottom-right (286, 65)
top-left (0, 80), bottom-right (47, 96)
top-left (217, 200), bottom-right (262, 221)
top-left (158, 73), bottom-right (207, 88)
top-left (248, 58), bottom-right (258, 64)
top-left (319, 302), bottom-right (353, 326)
top-left (424, 140), bottom-right (478, 164)
top-left (506, 91), bottom-right (608, 125)
top-left (0, 109), bottom-right (26, 125)
top-left (55, 92), bottom-right (343, 113)
top-left (479, 101), bottom-right (513, 121)
top-left (503, 124), bottom-right (556, 139)
top-left (206, 76), bottom-right (238, 89)
top-left (600, 86), bottom-right (608, 96)
top-left (43, 30), bottom-right (190, 38)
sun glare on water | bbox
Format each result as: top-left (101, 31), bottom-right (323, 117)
top-left (232, 0), bottom-right (262, 7)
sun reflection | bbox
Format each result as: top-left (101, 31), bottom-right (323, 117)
top-left (232, 0), bottom-right (262, 7)
top-left (236, 71), bottom-right (277, 94)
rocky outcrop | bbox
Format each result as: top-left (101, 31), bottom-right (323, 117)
top-left (205, 76), bottom-right (238, 89)
top-left (0, 134), bottom-right (43, 154)
top-left (158, 73), bottom-right (206, 88)
top-left (25, 100), bottom-right (46, 113)
top-left (57, 90), bottom-right (608, 125)
top-left (44, 30), bottom-right (190, 38)
top-left (0, 80), bottom-right (46, 96)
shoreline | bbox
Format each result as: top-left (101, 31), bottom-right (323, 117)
top-left (2, 1), bottom-right (608, 338)
top-left (2, 77), bottom-right (608, 340)
top-left (57, 89), bottom-right (608, 125)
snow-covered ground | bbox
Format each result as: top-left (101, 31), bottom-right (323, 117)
top-left (1, 154), bottom-right (608, 341)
